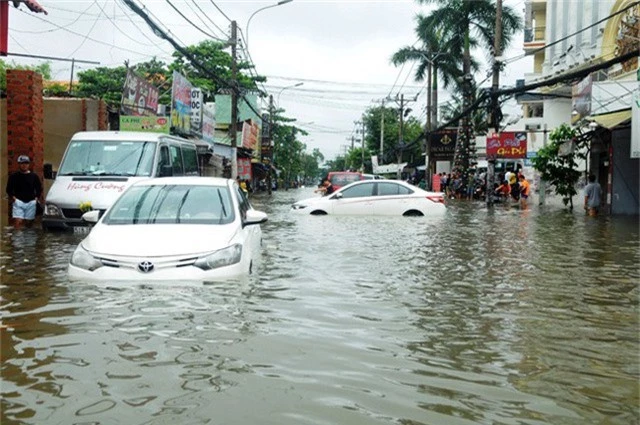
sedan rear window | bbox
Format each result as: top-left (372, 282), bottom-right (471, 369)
top-left (103, 184), bottom-right (235, 225)
top-left (377, 182), bottom-right (413, 196)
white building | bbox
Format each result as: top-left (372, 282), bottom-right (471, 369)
top-left (515, 0), bottom-right (639, 214)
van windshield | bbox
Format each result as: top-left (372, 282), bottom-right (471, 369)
top-left (58, 141), bottom-right (155, 177)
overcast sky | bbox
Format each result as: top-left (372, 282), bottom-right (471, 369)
top-left (8, 0), bottom-right (531, 160)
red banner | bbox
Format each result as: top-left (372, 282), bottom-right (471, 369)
top-left (241, 120), bottom-right (260, 150)
top-left (237, 157), bottom-right (252, 180)
top-left (486, 132), bottom-right (527, 158)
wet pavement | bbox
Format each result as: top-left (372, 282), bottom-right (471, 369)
top-left (1, 188), bottom-right (638, 425)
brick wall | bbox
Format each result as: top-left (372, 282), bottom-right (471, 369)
top-left (6, 70), bottom-right (44, 177)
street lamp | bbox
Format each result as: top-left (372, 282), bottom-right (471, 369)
top-left (245, 0), bottom-right (293, 48)
top-left (277, 82), bottom-right (303, 105)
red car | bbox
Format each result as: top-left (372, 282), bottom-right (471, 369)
top-left (327, 171), bottom-right (364, 190)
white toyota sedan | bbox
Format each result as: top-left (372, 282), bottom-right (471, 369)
top-left (291, 179), bottom-right (446, 216)
top-left (68, 177), bottom-right (267, 281)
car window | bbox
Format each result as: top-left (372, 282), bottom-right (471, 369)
top-left (182, 146), bottom-right (199, 175)
top-left (169, 145), bottom-right (184, 176)
top-left (103, 184), bottom-right (235, 225)
top-left (234, 184), bottom-right (251, 220)
top-left (377, 182), bottom-right (413, 196)
top-left (339, 182), bottom-right (374, 199)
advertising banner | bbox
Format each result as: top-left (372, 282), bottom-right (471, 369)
top-left (121, 69), bottom-right (159, 116)
top-left (430, 129), bottom-right (457, 160)
top-left (486, 132), bottom-right (527, 158)
top-left (237, 157), bottom-right (252, 180)
top-left (202, 103), bottom-right (215, 144)
top-left (171, 71), bottom-right (192, 135)
top-left (119, 115), bottom-right (170, 133)
top-left (190, 88), bottom-right (203, 136)
top-left (241, 120), bottom-right (260, 150)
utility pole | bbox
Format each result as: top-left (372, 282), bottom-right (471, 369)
top-left (361, 119), bottom-right (365, 172)
top-left (267, 94), bottom-right (274, 195)
top-left (538, 124), bottom-right (548, 205)
top-left (425, 59), bottom-right (433, 189)
top-left (487, 0), bottom-right (503, 206)
top-left (230, 20), bottom-right (238, 180)
top-left (397, 94), bottom-right (404, 179)
top-left (353, 120), bottom-right (362, 171)
top-left (380, 98), bottom-right (385, 165)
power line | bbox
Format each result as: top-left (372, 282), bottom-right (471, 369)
top-left (504, 0), bottom-right (640, 65)
top-left (164, 0), bottom-right (227, 43)
top-left (209, 0), bottom-right (232, 23)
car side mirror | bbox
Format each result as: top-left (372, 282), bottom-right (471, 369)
top-left (81, 210), bottom-right (100, 223)
top-left (244, 209), bottom-right (268, 227)
top-left (43, 163), bottom-right (54, 179)
top-left (333, 192), bottom-right (343, 199)
top-left (160, 164), bottom-right (173, 177)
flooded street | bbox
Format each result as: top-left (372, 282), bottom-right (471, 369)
top-left (1, 188), bottom-right (639, 425)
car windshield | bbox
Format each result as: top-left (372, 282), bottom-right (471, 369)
top-left (103, 184), bottom-right (235, 225)
top-left (58, 141), bottom-right (155, 177)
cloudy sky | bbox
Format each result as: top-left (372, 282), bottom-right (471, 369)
top-left (7, 0), bottom-right (531, 160)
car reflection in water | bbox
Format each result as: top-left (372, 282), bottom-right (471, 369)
top-left (291, 179), bottom-right (446, 216)
top-left (68, 177), bottom-right (268, 281)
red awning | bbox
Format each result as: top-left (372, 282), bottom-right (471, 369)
top-left (12, 0), bottom-right (47, 14)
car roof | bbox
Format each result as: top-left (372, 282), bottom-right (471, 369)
top-left (132, 177), bottom-right (231, 187)
top-left (70, 131), bottom-right (193, 143)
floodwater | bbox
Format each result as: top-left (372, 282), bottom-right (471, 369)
top-left (1, 188), bottom-right (638, 425)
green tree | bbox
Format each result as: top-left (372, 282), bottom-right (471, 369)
top-left (0, 59), bottom-right (51, 92)
top-left (76, 66), bottom-right (128, 106)
top-left (531, 124), bottom-right (587, 210)
top-left (416, 0), bottom-right (522, 179)
top-left (169, 40), bottom-right (265, 102)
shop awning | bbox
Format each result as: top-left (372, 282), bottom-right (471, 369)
top-left (587, 109), bottom-right (632, 129)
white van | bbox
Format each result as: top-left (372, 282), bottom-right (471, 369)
top-left (43, 131), bottom-right (202, 230)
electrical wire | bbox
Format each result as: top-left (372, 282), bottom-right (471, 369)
top-left (189, 0), bottom-right (229, 39)
top-left (163, 0), bottom-right (227, 43)
top-left (209, 0), bottom-right (232, 23)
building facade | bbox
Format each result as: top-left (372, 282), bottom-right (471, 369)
top-left (517, 0), bottom-right (639, 214)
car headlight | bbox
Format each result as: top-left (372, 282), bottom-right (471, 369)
top-left (291, 204), bottom-right (307, 210)
top-left (193, 244), bottom-right (242, 270)
top-left (44, 203), bottom-right (63, 217)
top-left (70, 244), bottom-right (103, 271)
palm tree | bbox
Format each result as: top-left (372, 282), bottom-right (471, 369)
top-left (416, 0), bottom-right (522, 181)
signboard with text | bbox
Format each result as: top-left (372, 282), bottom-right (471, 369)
top-left (202, 103), bottom-right (215, 144)
top-left (171, 71), bottom-right (192, 135)
top-left (190, 88), bottom-right (203, 136)
top-left (241, 120), bottom-right (260, 150)
top-left (430, 129), bottom-right (457, 160)
top-left (237, 157), bottom-right (252, 180)
top-left (119, 115), bottom-right (169, 133)
top-left (486, 132), bottom-right (527, 158)
top-left (121, 69), bottom-right (159, 116)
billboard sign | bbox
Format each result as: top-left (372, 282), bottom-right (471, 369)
top-left (119, 115), bottom-right (169, 133)
top-left (241, 120), bottom-right (260, 150)
top-left (486, 132), bottom-right (527, 158)
top-left (202, 102), bottom-right (215, 144)
top-left (171, 71), bottom-right (192, 135)
top-left (430, 128), bottom-right (457, 160)
top-left (190, 88), bottom-right (203, 136)
top-left (237, 157), bottom-right (252, 180)
top-left (121, 69), bottom-right (159, 116)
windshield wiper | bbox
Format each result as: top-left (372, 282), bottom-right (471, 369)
top-left (59, 171), bottom-right (89, 176)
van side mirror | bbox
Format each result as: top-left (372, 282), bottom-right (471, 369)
top-left (43, 163), bottom-right (54, 179)
top-left (160, 164), bottom-right (173, 177)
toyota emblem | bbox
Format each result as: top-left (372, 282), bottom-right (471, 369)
top-left (138, 261), bottom-right (154, 273)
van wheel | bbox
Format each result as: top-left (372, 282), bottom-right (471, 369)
top-left (310, 210), bottom-right (328, 215)
top-left (403, 210), bottom-right (423, 217)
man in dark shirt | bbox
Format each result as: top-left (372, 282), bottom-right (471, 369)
top-left (6, 155), bottom-right (43, 228)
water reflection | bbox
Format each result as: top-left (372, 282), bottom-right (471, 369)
top-left (0, 193), bottom-right (638, 425)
